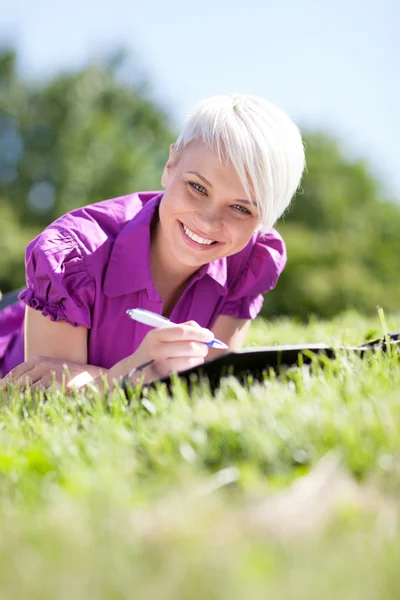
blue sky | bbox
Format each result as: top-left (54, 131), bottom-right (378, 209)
top-left (1, 0), bottom-right (399, 197)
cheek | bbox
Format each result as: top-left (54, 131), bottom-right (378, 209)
top-left (162, 189), bottom-right (196, 217)
top-left (227, 221), bottom-right (256, 249)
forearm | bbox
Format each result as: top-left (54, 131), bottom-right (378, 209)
top-left (80, 363), bottom-right (107, 379)
top-left (87, 321), bottom-right (214, 396)
top-left (90, 354), bottom-right (149, 393)
top-left (65, 362), bottom-right (108, 390)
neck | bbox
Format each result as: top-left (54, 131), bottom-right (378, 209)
top-left (150, 213), bottom-right (197, 303)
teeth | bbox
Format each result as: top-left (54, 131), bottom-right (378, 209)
top-left (183, 224), bottom-right (214, 245)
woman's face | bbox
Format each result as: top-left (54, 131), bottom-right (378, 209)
top-left (158, 140), bottom-right (262, 270)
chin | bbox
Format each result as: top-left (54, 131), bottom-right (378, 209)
top-left (176, 252), bottom-right (211, 268)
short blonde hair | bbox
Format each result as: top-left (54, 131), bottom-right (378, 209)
top-left (174, 93), bottom-right (305, 232)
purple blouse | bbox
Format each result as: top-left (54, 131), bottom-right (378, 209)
top-left (0, 191), bottom-right (286, 377)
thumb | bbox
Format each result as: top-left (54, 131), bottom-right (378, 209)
top-left (183, 320), bottom-right (201, 328)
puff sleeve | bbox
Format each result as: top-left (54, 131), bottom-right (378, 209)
top-left (220, 230), bottom-right (287, 320)
top-left (18, 226), bottom-right (95, 328)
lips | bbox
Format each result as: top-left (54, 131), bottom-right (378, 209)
top-left (179, 221), bottom-right (219, 249)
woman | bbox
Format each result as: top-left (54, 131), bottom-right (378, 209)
top-left (0, 93), bottom-right (305, 389)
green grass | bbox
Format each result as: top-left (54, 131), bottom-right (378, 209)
top-left (1, 311), bottom-right (400, 599)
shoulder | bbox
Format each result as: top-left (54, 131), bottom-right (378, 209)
top-left (226, 228), bottom-right (287, 296)
top-left (216, 229), bottom-right (286, 321)
top-left (25, 191), bottom-right (161, 273)
top-left (20, 192), bottom-right (162, 327)
top-left (46, 191), bottom-right (161, 255)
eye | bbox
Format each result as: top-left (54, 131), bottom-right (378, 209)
top-left (188, 181), bottom-right (207, 195)
top-left (232, 204), bottom-right (252, 216)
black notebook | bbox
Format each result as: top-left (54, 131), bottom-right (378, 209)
top-left (122, 333), bottom-right (400, 396)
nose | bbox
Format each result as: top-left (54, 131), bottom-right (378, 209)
top-left (193, 206), bottom-right (223, 233)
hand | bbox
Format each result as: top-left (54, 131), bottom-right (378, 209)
top-left (107, 321), bottom-right (214, 385)
top-left (0, 355), bottom-right (106, 391)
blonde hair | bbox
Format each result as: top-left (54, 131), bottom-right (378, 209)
top-left (174, 93), bottom-right (305, 232)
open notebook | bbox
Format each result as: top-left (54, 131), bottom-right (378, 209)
top-left (121, 332), bottom-right (400, 396)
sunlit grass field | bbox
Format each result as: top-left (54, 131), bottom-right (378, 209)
top-left (1, 311), bottom-right (400, 599)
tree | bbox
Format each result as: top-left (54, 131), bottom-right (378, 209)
top-left (261, 132), bottom-right (400, 319)
top-left (1, 48), bottom-right (400, 319)
top-left (0, 48), bottom-right (174, 292)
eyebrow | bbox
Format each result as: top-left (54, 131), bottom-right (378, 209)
top-left (185, 171), bottom-right (252, 205)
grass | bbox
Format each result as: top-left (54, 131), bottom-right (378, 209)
top-left (1, 310), bottom-right (400, 599)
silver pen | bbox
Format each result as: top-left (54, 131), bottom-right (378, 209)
top-left (126, 308), bottom-right (228, 349)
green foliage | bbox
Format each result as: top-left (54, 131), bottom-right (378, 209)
top-left (262, 132), bottom-right (400, 319)
top-left (0, 201), bottom-right (37, 291)
top-left (0, 48), bottom-right (173, 291)
top-left (1, 47), bottom-right (400, 319)
top-left (1, 314), bottom-right (400, 598)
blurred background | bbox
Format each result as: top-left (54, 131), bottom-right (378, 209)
top-left (0, 0), bottom-right (399, 320)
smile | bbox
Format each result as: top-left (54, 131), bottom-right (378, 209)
top-left (181, 223), bottom-right (217, 246)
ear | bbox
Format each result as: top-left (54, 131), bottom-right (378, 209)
top-left (161, 144), bottom-right (175, 188)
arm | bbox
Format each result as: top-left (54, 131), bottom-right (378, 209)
top-left (207, 314), bottom-right (250, 360)
top-left (79, 319), bottom-right (247, 396)
top-left (98, 317), bottom-right (250, 391)
top-left (205, 229), bottom-right (286, 360)
top-left (10, 222), bottom-right (102, 388)
top-left (25, 306), bottom-right (88, 362)
top-left (90, 321), bottom-right (214, 394)
top-left (13, 307), bottom-right (106, 387)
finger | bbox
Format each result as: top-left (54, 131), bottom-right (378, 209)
top-left (1, 357), bottom-right (39, 385)
top-left (14, 365), bottom-right (45, 387)
top-left (149, 324), bottom-right (214, 344)
top-left (184, 320), bottom-right (201, 328)
top-left (152, 340), bottom-right (209, 361)
top-left (154, 356), bottom-right (205, 378)
top-left (10, 368), bottom-right (37, 389)
top-left (15, 363), bottom-right (50, 387)
top-left (28, 375), bottom-right (53, 392)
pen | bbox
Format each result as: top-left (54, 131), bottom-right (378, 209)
top-left (126, 308), bottom-right (228, 349)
